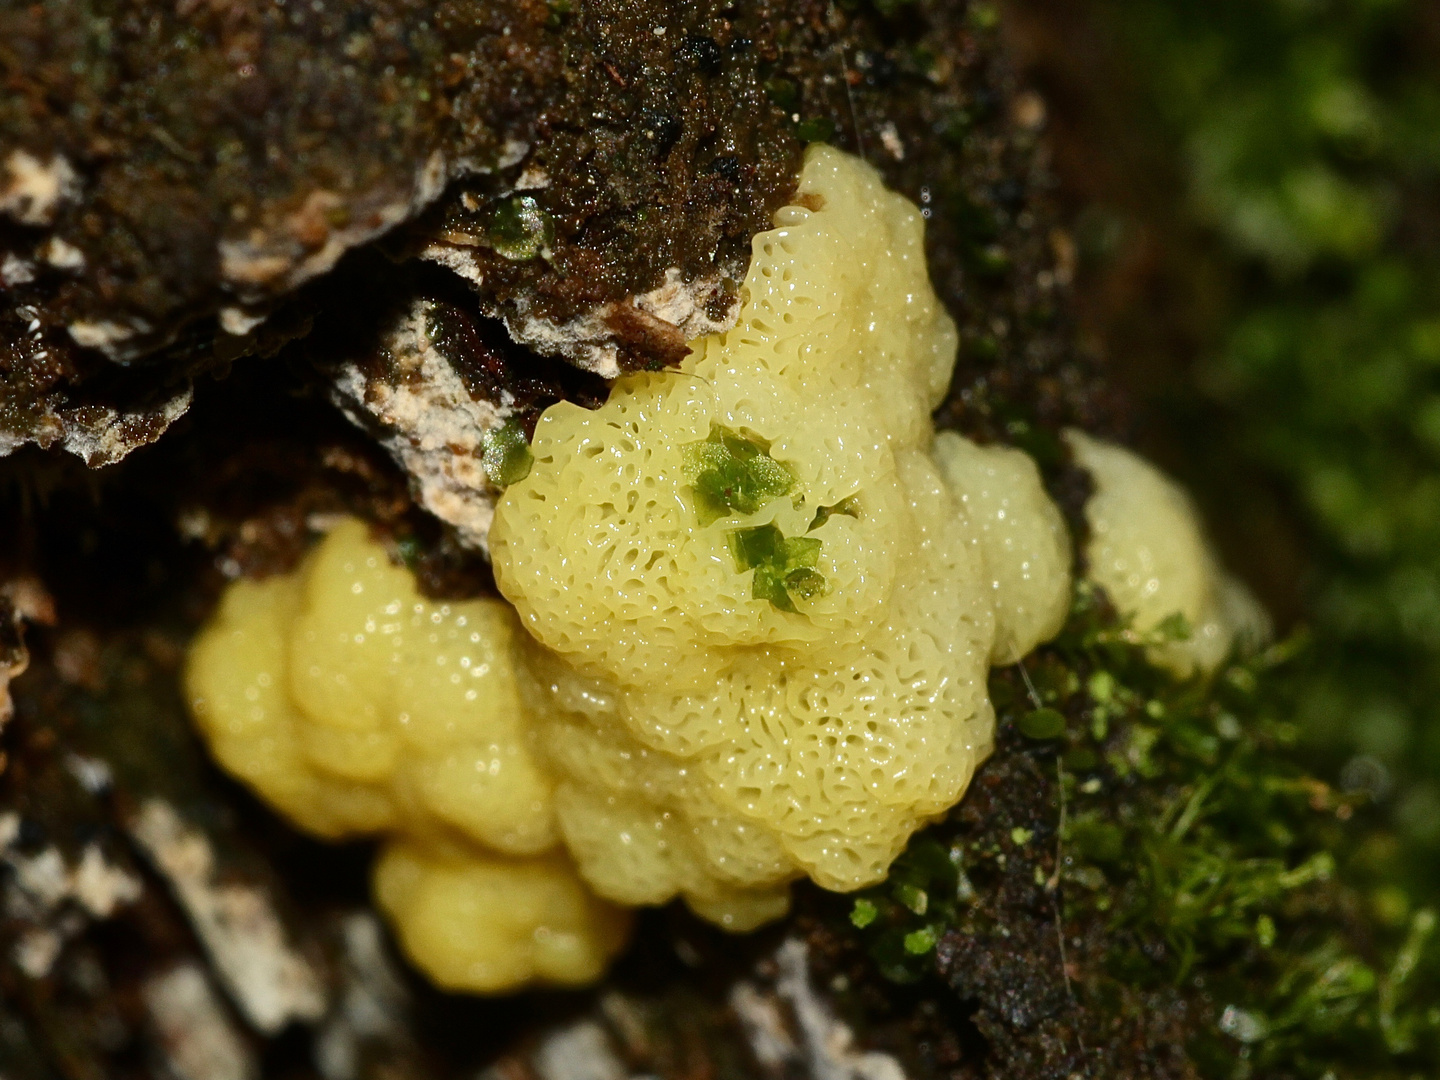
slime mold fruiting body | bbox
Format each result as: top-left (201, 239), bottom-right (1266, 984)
top-left (489, 145), bottom-right (1073, 927)
top-left (1067, 429), bottom-right (1270, 674)
top-left (186, 146), bottom-right (1076, 989)
top-left (186, 519), bottom-right (630, 992)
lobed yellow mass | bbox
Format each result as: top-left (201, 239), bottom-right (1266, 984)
top-left (488, 145), bottom-right (1072, 927)
top-left (185, 517), bottom-right (631, 992)
top-left (1066, 429), bottom-right (1270, 674)
top-left (186, 145), bottom-right (1077, 990)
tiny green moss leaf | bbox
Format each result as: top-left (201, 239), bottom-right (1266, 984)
top-left (729, 523), bottom-right (826, 613)
top-left (1019, 707), bottom-right (1067, 739)
top-left (903, 927), bottom-right (938, 955)
top-left (809, 495), bottom-right (861, 532)
top-left (483, 421), bottom-right (534, 487)
top-left (796, 117), bottom-right (836, 144)
top-left (683, 423), bottom-right (797, 525)
top-left (850, 898), bottom-right (878, 928)
top-left (894, 881), bottom-right (929, 915)
top-left (488, 195), bottom-right (555, 261)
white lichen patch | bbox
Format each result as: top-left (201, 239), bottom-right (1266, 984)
top-left (498, 267), bottom-right (742, 380)
top-left (219, 152), bottom-right (453, 301)
top-left (1, 252), bottom-right (36, 285)
top-left (527, 1020), bottom-right (629, 1080)
top-left (0, 809), bottom-right (142, 978)
top-left (0, 150), bottom-right (79, 227)
top-left (1067, 429), bottom-right (1271, 674)
top-left (130, 800), bottom-right (327, 1033)
top-left (218, 305), bottom-right (268, 337)
top-left (40, 236), bottom-right (85, 271)
top-left (0, 381), bottom-right (194, 463)
top-left (312, 912), bottom-right (413, 1080)
top-left (144, 962), bottom-right (258, 1080)
top-left (329, 300), bottom-right (512, 550)
top-left (67, 318), bottom-right (141, 352)
top-left (732, 939), bottom-right (906, 1080)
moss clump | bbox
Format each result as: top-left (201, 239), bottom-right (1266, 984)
top-left (727, 523), bottom-right (826, 613)
top-left (682, 424), bottom-right (798, 526)
top-left (842, 583), bottom-right (1440, 1077)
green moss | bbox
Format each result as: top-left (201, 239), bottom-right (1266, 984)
top-left (808, 496), bottom-right (861, 532)
top-left (487, 196), bottom-right (556, 262)
top-left (682, 424), bottom-right (798, 525)
top-left (1082, 0), bottom-right (1440, 901)
top-left (796, 117), bottom-right (838, 144)
top-left (844, 585), bottom-right (1440, 1076)
top-left (728, 523), bottom-right (826, 613)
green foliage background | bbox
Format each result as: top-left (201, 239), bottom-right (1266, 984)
top-left (845, 3), bottom-right (1440, 1072)
top-left (1066, 0), bottom-right (1440, 903)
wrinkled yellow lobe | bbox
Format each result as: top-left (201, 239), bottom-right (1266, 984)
top-left (372, 840), bottom-right (631, 993)
top-left (185, 519), bottom-right (630, 992)
top-left (187, 145), bottom-right (1076, 991)
top-left (1066, 429), bottom-right (1270, 674)
top-left (489, 144), bottom-right (1073, 924)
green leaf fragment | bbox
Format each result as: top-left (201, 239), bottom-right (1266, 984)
top-left (729, 524), bottom-right (827, 612)
top-left (893, 881), bottom-right (929, 915)
top-left (1154, 611), bottom-right (1193, 643)
top-left (682, 424), bottom-right (797, 525)
top-left (1256, 914), bottom-right (1277, 948)
top-left (849, 898), bottom-right (878, 929)
top-left (764, 77), bottom-right (799, 110)
top-left (903, 927), bottom-right (938, 955)
top-left (796, 117), bottom-right (836, 144)
top-left (1019, 707), bottom-right (1067, 739)
top-left (809, 495), bottom-right (861, 531)
top-left (482, 421), bottom-right (534, 487)
top-left (489, 195), bottom-right (554, 261)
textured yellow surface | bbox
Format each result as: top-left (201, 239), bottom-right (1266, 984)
top-left (373, 840), bottom-right (631, 992)
top-left (932, 431), bottom-right (1073, 665)
top-left (185, 518), bottom-right (630, 991)
top-left (490, 144), bottom-right (1072, 925)
top-left (1066, 429), bottom-right (1270, 674)
top-left (187, 145), bottom-right (1075, 989)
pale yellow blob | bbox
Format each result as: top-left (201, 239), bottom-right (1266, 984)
top-left (1066, 429), bottom-right (1270, 674)
top-left (185, 518), bottom-right (630, 991)
top-left (490, 144), bottom-right (1073, 925)
top-left (187, 146), bottom-right (1077, 990)
top-left (932, 431), bottom-right (1074, 665)
top-left (372, 840), bottom-right (631, 993)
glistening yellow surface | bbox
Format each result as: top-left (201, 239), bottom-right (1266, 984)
top-left (185, 518), bottom-right (630, 992)
top-left (186, 145), bottom-right (1080, 991)
top-left (1066, 429), bottom-right (1270, 675)
top-left (490, 144), bottom-right (1073, 927)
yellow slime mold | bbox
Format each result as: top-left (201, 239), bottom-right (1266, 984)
top-left (187, 145), bottom-right (1075, 990)
top-left (185, 518), bottom-right (630, 991)
top-left (489, 145), bottom-right (1072, 926)
top-left (1066, 429), bottom-right (1270, 674)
